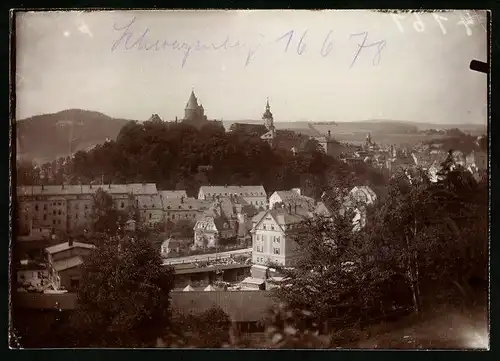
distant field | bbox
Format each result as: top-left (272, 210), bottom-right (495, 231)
top-left (222, 120), bottom-right (485, 147)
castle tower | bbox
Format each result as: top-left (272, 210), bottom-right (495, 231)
top-left (262, 98), bottom-right (274, 131)
top-left (183, 89), bottom-right (207, 128)
top-left (185, 90), bottom-right (202, 121)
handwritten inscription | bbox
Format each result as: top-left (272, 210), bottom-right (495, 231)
top-left (111, 17), bottom-right (386, 69)
top-left (391, 11), bottom-right (487, 35)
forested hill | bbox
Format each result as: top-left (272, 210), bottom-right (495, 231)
top-left (17, 120), bottom-right (387, 199)
top-left (16, 109), bottom-right (133, 164)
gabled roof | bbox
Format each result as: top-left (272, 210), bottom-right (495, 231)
top-left (45, 242), bottom-right (95, 255)
top-left (251, 209), bottom-right (305, 233)
top-left (199, 185), bottom-right (267, 198)
top-left (52, 256), bottom-right (84, 272)
top-left (194, 216), bottom-right (218, 233)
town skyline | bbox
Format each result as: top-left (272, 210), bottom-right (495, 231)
top-left (16, 10), bottom-right (487, 124)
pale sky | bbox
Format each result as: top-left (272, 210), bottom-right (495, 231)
top-left (16, 10), bottom-right (488, 124)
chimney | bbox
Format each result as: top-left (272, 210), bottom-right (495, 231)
top-left (328, 130), bottom-right (331, 138)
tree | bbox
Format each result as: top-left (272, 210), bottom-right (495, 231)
top-left (270, 183), bottom-right (386, 331)
top-left (16, 159), bottom-right (38, 185)
top-left (71, 237), bottom-right (174, 347)
top-left (370, 164), bottom-right (488, 313)
top-left (90, 188), bottom-right (126, 234)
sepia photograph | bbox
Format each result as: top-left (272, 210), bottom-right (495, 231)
top-left (10, 9), bottom-right (489, 349)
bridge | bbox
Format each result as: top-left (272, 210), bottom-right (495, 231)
top-left (162, 247), bottom-right (252, 266)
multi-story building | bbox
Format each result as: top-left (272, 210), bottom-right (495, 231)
top-left (45, 240), bottom-right (95, 291)
top-left (250, 208), bottom-right (305, 267)
top-left (136, 194), bottom-right (164, 227)
top-left (197, 185), bottom-right (267, 210)
top-left (17, 183), bottom-right (157, 235)
top-left (161, 196), bottom-right (212, 225)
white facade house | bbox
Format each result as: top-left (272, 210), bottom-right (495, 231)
top-left (250, 209), bottom-right (304, 267)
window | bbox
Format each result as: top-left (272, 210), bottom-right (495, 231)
top-left (149, 213), bottom-right (152, 219)
top-left (53, 220), bottom-right (56, 225)
top-left (84, 205), bottom-right (88, 210)
top-left (256, 246), bottom-right (263, 252)
top-left (43, 214), bottom-right (47, 221)
top-left (58, 210), bottom-right (62, 215)
top-left (58, 220), bottom-right (61, 224)
top-left (24, 215), bottom-right (28, 221)
top-left (274, 236), bottom-right (280, 243)
top-left (35, 204), bottom-right (39, 211)
top-left (271, 225), bottom-right (275, 230)
top-left (58, 202), bottom-right (61, 206)
top-left (273, 248), bottom-right (280, 255)
top-left (53, 210), bottom-right (56, 215)
top-left (44, 204), bottom-right (47, 210)
top-left (121, 202), bottom-right (125, 208)
top-left (75, 214), bottom-right (78, 219)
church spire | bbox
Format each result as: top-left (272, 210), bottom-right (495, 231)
top-left (262, 97), bottom-right (274, 131)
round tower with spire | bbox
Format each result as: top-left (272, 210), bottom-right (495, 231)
top-left (183, 88), bottom-right (208, 128)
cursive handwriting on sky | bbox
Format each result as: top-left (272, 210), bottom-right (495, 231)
top-left (111, 16), bottom-right (386, 68)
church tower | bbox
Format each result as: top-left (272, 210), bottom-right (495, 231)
top-left (262, 98), bottom-right (274, 130)
top-left (260, 98), bottom-right (276, 146)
